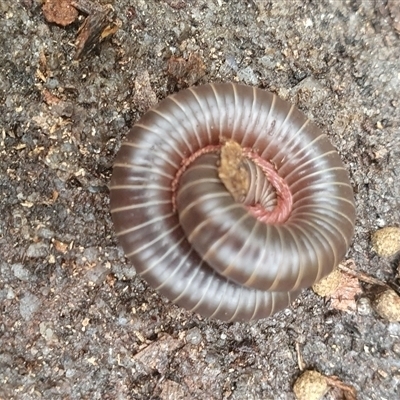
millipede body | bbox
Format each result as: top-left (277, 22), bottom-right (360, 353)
top-left (110, 83), bottom-right (356, 322)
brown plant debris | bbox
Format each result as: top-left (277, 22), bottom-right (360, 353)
top-left (337, 260), bottom-right (388, 287)
top-left (42, 89), bottom-right (62, 106)
top-left (329, 272), bottom-right (362, 312)
top-left (53, 240), bottom-right (69, 254)
top-left (218, 140), bottom-right (250, 202)
top-left (42, 0), bottom-right (78, 26)
top-left (295, 342), bottom-right (306, 371)
top-left (325, 375), bottom-right (358, 400)
top-left (132, 70), bottom-right (158, 112)
top-left (167, 53), bottom-right (206, 86)
top-left (72, 1), bottom-right (120, 60)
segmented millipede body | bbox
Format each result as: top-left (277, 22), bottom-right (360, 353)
top-left (110, 83), bottom-right (356, 322)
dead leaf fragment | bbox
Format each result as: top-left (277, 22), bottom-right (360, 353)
top-left (313, 265), bottom-right (363, 313)
top-left (167, 53), bottom-right (206, 86)
top-left (74, 4), bottom-right (119, 60)
top-left (330, 272), bottom-right (362, 312)
top-left (42, 0), bottom-right (78, 26)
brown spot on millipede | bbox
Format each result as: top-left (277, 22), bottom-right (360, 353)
top-left (110, 83), bottom-right (356, 322)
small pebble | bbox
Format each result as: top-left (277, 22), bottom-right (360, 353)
top-left (393, 342), bottom-right (400, 355)
top-left (83, 246), bottom-right (99, 263)
top-left (7, 287), bottom-right (15, 300)
top-left (85, 263), bottom-right (109, 285)
top-left (357, 297), bottom-right (373, 316)
top-left (39, 322), bottom-right (55, 341)
top-left (12, 263), bottom-right (31, 282)
top-left (20, 293), bottom-right (41, 321)
top-left (237, 66), bottom-right (259, 85)
top-left (37, 227), bottom-right (55, 239)
top-left (186, 327), bottom-right (202, 345)
top-left (26, 242), bottom-right (48, 258)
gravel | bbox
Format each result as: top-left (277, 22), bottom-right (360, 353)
top-left (0, 1), bottom-right (399, 399)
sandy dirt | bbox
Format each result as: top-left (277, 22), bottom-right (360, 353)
top-left (0, 1), bottom-right (399, 399)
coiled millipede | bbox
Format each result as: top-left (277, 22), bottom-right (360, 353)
top-left (110, 83), bottom-right (356, 322)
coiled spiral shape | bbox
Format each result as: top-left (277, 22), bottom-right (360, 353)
top-left (110, 83), bottom-right (355, 322)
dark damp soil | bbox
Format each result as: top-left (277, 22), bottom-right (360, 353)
top-left (0, 1), bottom-right (399, 399)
